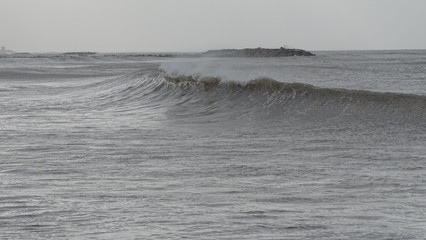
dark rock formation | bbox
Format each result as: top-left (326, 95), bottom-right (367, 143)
top-left (202, 47), bottom-right (315, 57)
top-left (63, 52), bottom-right (97, 56)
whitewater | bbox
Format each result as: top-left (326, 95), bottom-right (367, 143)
top-left (1, 50), bottom-right (426, 239)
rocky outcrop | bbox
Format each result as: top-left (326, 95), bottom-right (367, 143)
top-left (63, 52), bottom-right (97, 56)
top-left (202, 47), bottom-right (315, 57)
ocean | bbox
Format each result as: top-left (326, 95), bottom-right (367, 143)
top-left (1, 50), bottom-right (426, 239)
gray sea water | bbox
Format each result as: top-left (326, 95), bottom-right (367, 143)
top-left (1, 50), bottom-right (426, 239)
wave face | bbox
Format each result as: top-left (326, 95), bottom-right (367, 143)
top-left (78, 71), bottom-right (426, 126)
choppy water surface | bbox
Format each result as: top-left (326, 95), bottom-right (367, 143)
top-left (1, 51), bottom-right (426, 239)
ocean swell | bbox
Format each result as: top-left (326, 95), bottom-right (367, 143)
top-left (76, 71), bottom-right (426, 125)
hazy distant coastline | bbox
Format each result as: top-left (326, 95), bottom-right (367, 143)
top-left (0, 47), bottom-right (315, 58)
top-left (202, 47), bottom-right (315, 57)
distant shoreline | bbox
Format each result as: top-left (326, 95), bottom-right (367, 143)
top-left (202, 47), bottom-right (315, 57)
top-left (0, 47), bottom-right (316, 58)
top-left (2, 49), bottom-right (426, 59)
top-left (0, 52), bottom-right (175, 58)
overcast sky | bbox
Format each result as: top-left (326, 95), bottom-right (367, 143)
top-left (1, 0), bottom-right (426, 52)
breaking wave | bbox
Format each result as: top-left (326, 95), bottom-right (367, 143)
top-left (75, 70), bottom-right (426, 125)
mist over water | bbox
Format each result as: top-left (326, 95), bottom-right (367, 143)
top-left (1, 51), bottom-right (426, 239)
top-left (161, 50), bottom-right (426, 95)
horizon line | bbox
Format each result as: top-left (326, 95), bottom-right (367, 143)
top-left (3, 47), bottom-right (426, 54)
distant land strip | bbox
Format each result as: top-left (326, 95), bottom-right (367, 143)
top-left (0, 47), bottom-right (315, 58)
top-left (202, 47), bottom-right (315, 57)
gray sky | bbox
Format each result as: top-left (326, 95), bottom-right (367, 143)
top-left (1, 0), bottom-right (426, 52)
